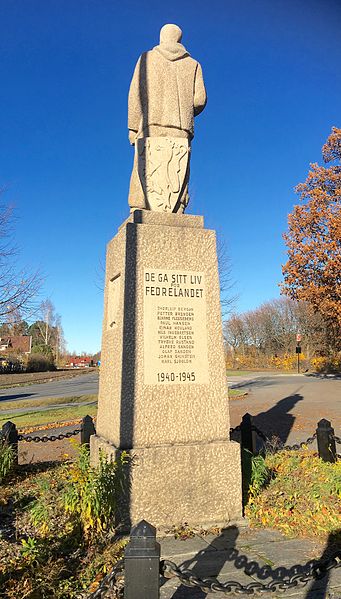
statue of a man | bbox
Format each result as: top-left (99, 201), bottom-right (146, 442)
top-left (128, 24), bottom-right (207, 213)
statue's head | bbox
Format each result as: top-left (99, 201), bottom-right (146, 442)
top-left (160, 24), bottom-right (182, 44)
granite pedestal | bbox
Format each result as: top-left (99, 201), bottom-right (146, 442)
top-left (91, 210), bottom-right (242, 528)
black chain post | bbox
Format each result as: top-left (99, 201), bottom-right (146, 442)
top-left (317, 419), bottom-right (337, 463)
top-left (2, 421), bottom-right (18, 465)
top-left (80, 415), bottom-right (96, 444)
top-left (124, 520), bottom-right (160, 599)
top-left (240, 413), bottom-right (257, 454)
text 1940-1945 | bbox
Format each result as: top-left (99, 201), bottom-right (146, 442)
top-left (143, 268), bottom-right (209, 385)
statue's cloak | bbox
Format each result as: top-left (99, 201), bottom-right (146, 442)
top-left (128, 44), bottom-right (206, 141)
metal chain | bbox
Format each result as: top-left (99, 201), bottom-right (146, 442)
top-left (332, 434), bottom-right (341, 445)
top-left (282, 432), bottom-right (317, 451)
top-left (249, 425), bottom-right (318, 452)
top-left (82, 549), bottom-right (341, 597)
top-left (251, 425), bottom-right (269, 443)
top-left (85, 560), bottom-right (124, 599)
top-left (18, 428), bottom-right (82, 442)
top-left (230, 425), bottom-right (241, 435)
top-left (161, 549), bottom-right (341, 595)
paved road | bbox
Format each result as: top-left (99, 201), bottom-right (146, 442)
top-left (9, 370), bottom-right (341, 463)
top-left (2, 370), bottom-right (340, 446)
top-left (228, 372), bottom-right (341, 445)
top-left (0, 372), bottom-right (99, 404)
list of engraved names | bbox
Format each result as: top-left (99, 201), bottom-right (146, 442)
top-left (144, 268), bottom-right (209, 385)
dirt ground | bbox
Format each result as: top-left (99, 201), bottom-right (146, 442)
top-left (18, 434), bottom-right (80, 465)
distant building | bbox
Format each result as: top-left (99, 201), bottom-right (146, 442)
top-left (0, 335), bottom-right (32, 354)
top-left (68, 356), bottom-right (94, 368)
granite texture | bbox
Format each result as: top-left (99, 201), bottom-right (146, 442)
top-left (96, 212), bottom-right (230, 448)
top-left (136, 137), bottom-right (190, 212)
top-left (93, 211), bottom-right (242, 526)
top-left (119, 210), bottom-right (204, 230)
top-left (91, 434), bottom-right (242, 528)
top-left (127, 24), bottom-right (206, 211)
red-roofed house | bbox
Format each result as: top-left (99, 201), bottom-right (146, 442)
top-left (68, 356), bottom-right (93, 368)
top-left (0, 336), bottom-right (32, 354)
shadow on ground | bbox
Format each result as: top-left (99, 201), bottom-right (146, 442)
top-left (160, 525), bottom-right (341, 598)
top-left (252, 391), bottom-right (304, 445)
top-left (0, 393), bottom-right (35, 402)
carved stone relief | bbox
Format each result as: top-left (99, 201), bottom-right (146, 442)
top-left (136, 137), bottom-right (189, 212)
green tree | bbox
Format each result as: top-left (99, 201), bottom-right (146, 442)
top-left (28, 299), bottom-right (65, 363)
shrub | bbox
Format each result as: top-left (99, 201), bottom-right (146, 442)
top-left (61, 444), bottom-right (129, 537)
top-left (28, 476), bottom-right (57, 536)
top-left (0, 454), bottom-right (129, 599)
top-left (246, 449), bottom-right (341, 539)
top-left (269, 353), bottom-right (305, 370)
top-left (242, 449), bottom-right (271, 505)
top-left (26, 353), bottom-right (56, 372)
top-left (27, 444), bottom-right (129, 540)
top-left (0, 441), bottom-right (15, 483)
top-left (311, 353), bottom-right (341, 374)
top-left (0, 357), bottom-right (24, 374)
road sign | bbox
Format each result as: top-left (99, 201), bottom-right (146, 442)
top-left (295, 346), bottom-right (302, 354)
top-left (296, 333), bottom-right (302, 342)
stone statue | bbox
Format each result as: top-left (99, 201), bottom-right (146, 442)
top-left (128, 24), bottom-right (207, 213)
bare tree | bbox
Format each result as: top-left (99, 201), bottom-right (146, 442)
top-left (0, 198), bottom-right (41, 321)
top-left (224, 297), bottom-right (331, 365)
top-left (216, 234), bottom-right (238, 318)
top-left (36, 299), bottom-right (55, 346)
top-left (54, 313), bottom-right (66, 363)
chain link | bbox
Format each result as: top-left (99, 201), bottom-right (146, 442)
top-left (251, 425), bottom-right (269, 443)
top-left (82, 548), bottom-right (341, 597)
top-left (161, 549), bottom-right (341, 595)
top-left (18, 428), bottom-right (82, 442)
top-left (332, 434), bottom-right (341, 445)
top-left (84, 560), bottom-right (124, 599)
top-left (282, 432), bottom-right (317, 451)
top-left (248, 425), bottom-right (318, 452)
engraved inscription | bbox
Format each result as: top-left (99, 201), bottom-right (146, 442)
top-left (144, 268), bottom-right (209, 384)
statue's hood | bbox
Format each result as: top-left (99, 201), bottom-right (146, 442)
top-left (153, 42), bottom-right (189, 61)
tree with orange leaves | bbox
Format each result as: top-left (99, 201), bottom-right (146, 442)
top-left (282, 127), bottom-right (341, 351)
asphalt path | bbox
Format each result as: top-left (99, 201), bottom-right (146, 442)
top-left (228, 372), bottom-right (341, 445)
top-left (2, 370), bottom-right (340, 443)
top-left (7, 370), bottom-right (340, 463)
top-left (0, 372), bottom-right (99, 405)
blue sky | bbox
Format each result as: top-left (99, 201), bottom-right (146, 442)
top-left (1, 0), bottom-right (340, 353)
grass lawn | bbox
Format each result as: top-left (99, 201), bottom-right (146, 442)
top-left (226, 370), bottom-right (252, 377)
top-left (227, 369), bottom-right (298, 376)
top-left (0, 395), bottom-right (98, 428)
top-left (228, 388), bottom-right (248, 399)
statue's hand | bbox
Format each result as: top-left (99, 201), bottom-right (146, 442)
top-left (128, 130), bottom-right (137, 145)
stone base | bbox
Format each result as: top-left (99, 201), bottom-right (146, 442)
top-left (92, 212), bottom-right (242, 529)
top-left (91, 434), bottom-right (242, 529)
